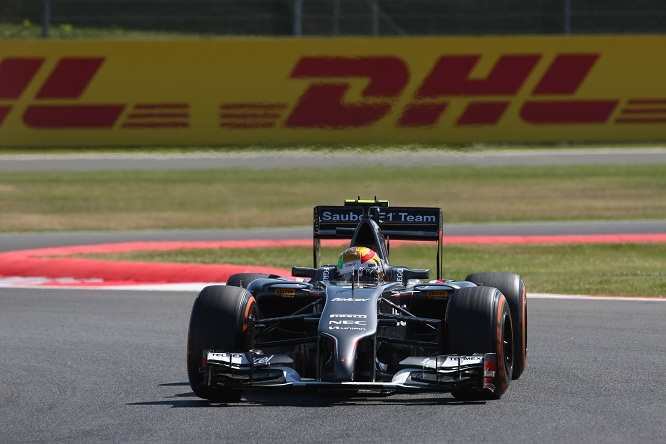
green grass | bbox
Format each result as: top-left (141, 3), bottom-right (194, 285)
top-left (78, 243), bottom-right (666, 297)
top-left (3, 151), bottom-right (664, 296)
top-left (1, 163), bottom-right (665, 232)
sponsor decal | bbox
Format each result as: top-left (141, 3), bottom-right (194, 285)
top-left (318, 207), bottom-right (439, 227)
top-left (427, 290), bottom-right (449, 299)
top-left (379, 211), bottom-right (437, 223)
top-left (327, 314), bottom-right (369, 330)
top-left (0, 56), bottom-right (190, 129)
top-left (328, 326), bottom-right (366, 331)
top-left (331, 297), bottom-right (371, 302)
top-left (223, 53), bottom-right (664, 131)
top-left (281, 54), bottom-right (620, 128)
top-left (208, 352), bottom-right (276, 366)
top-left (275, 288), bottom-right (296, 297)
top-left (329, 320), bottom-right (367, 326)
top-left (3, 52), bottom-right (663, 133)
top-left (339, 259), bottom-right (361, 275)
top-left (328, 316), bottom-right (367, 331)
top-left (253, 355), bottom-right (276, 366)
top-left (330, 314), bottom-right (367, 318)
top-left (321, 210), bottom-right (363, 222)
top-left (219, 102), bottom-right (288, 129)
top-left (208, 352), bottom-right (243, 365)
top-left (394, 267), bottom-right (404, 283)
top-left (420, 355), bottom-right (483, 368)
top-left (3, 37), bottom-right (665, 145)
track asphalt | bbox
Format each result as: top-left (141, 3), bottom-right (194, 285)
top-left (2, 147), bottom-right (666, 171)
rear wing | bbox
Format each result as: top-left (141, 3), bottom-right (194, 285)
top-left (312, 199), bottom-right (443, 279)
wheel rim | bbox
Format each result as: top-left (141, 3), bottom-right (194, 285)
top-left (503, 313), bottom-right (514, 376)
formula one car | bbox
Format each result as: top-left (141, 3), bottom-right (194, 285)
top-left (187, 198), bottom-right (526, 402)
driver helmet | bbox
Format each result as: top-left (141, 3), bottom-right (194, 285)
top-left (336, 246), bottom-right (384, 283)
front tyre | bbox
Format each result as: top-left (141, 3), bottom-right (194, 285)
top-left (186, 285), bottom-right (257, 402)
top-left (445, 286), bottom-right (513, 400)
top-left (466, 272), bottom-right (527, 379)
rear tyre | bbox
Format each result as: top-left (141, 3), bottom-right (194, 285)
top-left (445, 286), bottom-right (513, 400)
top-left (186, 285), bottom-right (257, 402)
top-left (227, 272), bottom-right (277, 288)
top-left (466, 272), bottom-right (527, 379)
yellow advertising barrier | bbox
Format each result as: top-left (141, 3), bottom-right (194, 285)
top-left (1, 35), bottom-right (665, 147)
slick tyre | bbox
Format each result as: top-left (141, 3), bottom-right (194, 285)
top-left (466, 272), bottom-right (527, 379)
top-left (227, 273), bottom-right (278, 288)
top-left (186, 285), bottom-right (257, 402)
top-left (445, 286), bottom-right (513, 400)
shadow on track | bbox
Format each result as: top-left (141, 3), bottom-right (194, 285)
top-left (127, 382), bottom-right (485, 408)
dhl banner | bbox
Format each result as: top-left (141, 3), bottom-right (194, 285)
top-left (1, 35), bottom-right (666, 147)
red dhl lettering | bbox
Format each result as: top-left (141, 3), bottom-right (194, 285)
top-left (35, 58), bottom-right (105, 99)
top-left (416, 54), bottom-right (540, 97)
top-left (23, 105), bottom-right (125, 129)
top-left (0, 58), bottom-right (44, 99)
top-left (2, 57), bottom-right (125, 128)
top-left (283, 53), bottom-right (619, 128)
top-left (0, 58), bottom-right (44, 126)
top-left (219, 103), bottom-right (288, 129)
top-left (0, 57), bottom-right (190, 129)
top-left (122, 103), bottom-right (191, 129)
top-left (531, 54), bottom-right (599, 95)
top-left (615, 99), bottom-right (666, 124)
top-left (285, 56), bottom-right (409, 129)
top-left (1, 53), bottom-right (664, 132)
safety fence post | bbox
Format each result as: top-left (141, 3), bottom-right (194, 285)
top-left (562, 0), bottom-right (571, 34)
top-left (293, 0), bottom-right (303, 36)
top-left (42, 0), bottom-right (51, 38)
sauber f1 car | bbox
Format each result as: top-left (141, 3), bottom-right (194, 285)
top-left (187, 198), bottom-right (527, 402)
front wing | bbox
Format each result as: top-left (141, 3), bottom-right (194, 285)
top-left (203, 351), bottom-right (498, 394)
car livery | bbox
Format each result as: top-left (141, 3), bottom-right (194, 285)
top-left (187, 198), bottom-right (527, 402)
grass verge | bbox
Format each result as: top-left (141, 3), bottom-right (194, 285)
top-left (1, 163), bottom-right (665, 231)
top-left (78, 243), bottom-right (666, 297)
